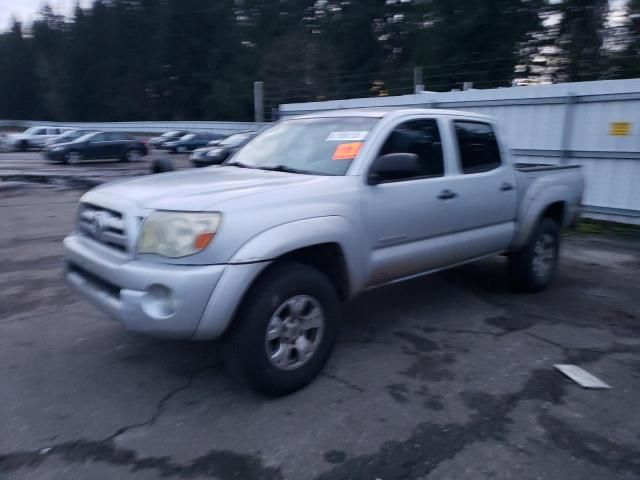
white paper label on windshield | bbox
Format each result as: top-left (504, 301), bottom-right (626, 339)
top-left (326, 131), bottom-right (368, 142)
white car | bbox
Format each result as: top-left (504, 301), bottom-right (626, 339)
top-left (7, 126), bottom-right (67, 151)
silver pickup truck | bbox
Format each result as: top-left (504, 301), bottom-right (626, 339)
top-left (64, 108), bottom-right (584, 395)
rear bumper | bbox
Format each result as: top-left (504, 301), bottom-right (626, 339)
top-left (63, 234), bottom-right (267, 340)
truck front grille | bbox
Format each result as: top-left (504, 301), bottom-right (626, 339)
top-left (78, 203), bottom-right (128, 252)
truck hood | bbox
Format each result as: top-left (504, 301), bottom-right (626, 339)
top-left (89, 166), bottom-right (327, 211)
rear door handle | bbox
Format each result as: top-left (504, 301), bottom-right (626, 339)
top-left (437, 189), bottom-right (457, 200)
top-left (500, 182), bottom-right (514, 191)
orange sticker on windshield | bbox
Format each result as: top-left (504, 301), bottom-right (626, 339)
top-left (332, 142), bottom-right (363, 160)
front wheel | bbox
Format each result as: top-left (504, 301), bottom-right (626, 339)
top-left (223, 262), bottom-right (340, 396)
top-left (63, 150), bottom-right (83, 165)
top-left (508, 218), bottom-right (560, 292)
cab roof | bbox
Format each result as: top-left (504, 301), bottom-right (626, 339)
top-left (293, 107), bottom-right (492, 121)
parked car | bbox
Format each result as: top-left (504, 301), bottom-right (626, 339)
top-left (161, 132), bottom-right (225, 153)
top-left (44, 129), bottom-right (96, 148)
top-left (63, 108), bottom-right (584, 395)
top-left (45, 131), bottom-right (147, 164)
top-left (0, 133), bottom-right (9, 152)
top-left (191, 131), bottom-right (256, 167)
top-left (8, 126), bottom-right (67, 151)
top-left (148, 130), bottom-right (189, 148)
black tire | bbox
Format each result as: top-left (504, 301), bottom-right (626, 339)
top-left (63, 150), bottom-right (83, 165)
top-left (150, 157), bottom-right (175, 174)
top-left (508, 218), bottom-right (560, 292)
top-left (121, 148), bottom-right (143, 162)
top-left (18, 140), bottom-right (29, 152)
top-left (223, 262), bottom-right (340, 396)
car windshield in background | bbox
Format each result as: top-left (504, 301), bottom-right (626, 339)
top-left (75, 132), bottom-right (98, 142)
top-left (60, 130), bottom-right (89, 141)
top-left (220, 133), bottom-right (251, 147)
top-left (227, 117), bottom-right (378, 175)
top-left (181, 134), bottom-right (196, 141)
top-left (162, 131), bottom-right (179, 137)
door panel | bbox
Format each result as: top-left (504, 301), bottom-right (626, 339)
top-left (443, 120), bottom-right (517, 261)
top-left (362, 118), bottom-right (458, 286)
top-left (104, 134), bottom-right (125, 158)
top-left (364, 176), bottom-right (459, 285)
top-left (83, 133), bottom-right (108, 159)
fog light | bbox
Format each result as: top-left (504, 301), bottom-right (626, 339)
top-left (141, 284), bottom-right (175, 319)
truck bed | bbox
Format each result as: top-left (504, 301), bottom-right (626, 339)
top-left (512, 161), bottom-right (584, 243)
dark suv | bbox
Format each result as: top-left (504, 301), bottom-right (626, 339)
top-left (45, 132), bottom-right (148, 164)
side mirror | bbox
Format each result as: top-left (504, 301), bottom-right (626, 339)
top-left (368, 153), bottom-right (420, 185)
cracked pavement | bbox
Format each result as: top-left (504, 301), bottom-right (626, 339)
top-left (1, 183), bottom-right (639, 479)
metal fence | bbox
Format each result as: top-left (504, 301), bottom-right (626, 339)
top-left (279, 78), bottom-right (640, 225)
top-left (0, 120), bottom-right (264, 135)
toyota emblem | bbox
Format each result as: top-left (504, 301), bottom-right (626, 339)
top-left (90, 212), bottom-right (107, 239)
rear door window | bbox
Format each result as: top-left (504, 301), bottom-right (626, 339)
top-left (454, 121), bottom-right (501, 174)
top-left (106, 132), bottom-right (127, 141)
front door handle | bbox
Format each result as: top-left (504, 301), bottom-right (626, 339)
top-left (500, 182), bottom-right (514, 191)
top-left (437, 189), bottom-right (457, 200)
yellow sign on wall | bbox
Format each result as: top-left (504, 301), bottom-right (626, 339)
top-left (609, 122), bottom-right (632, 136)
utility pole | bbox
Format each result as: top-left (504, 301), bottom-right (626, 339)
top-left (560, 93), bottom-right (576, 165)
top-left (254, 81), bottom-right (264, 123)
top-left (414, 67), bottom-right (424, 93)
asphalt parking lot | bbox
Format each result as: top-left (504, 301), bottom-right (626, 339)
top-left (1, 182), bottom-right (640, 480)
top-left (0, 149), bottom-right (192, 186)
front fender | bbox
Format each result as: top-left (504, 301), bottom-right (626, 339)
top-left (512, 185), bottom-right (569, 249)
top-left (230, 215), bottom-right (366, 295)
top-left (192, 216), bottom-right (365, 340)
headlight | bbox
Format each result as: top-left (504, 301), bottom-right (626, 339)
top-left (138, 211), bottom-right (221, 258)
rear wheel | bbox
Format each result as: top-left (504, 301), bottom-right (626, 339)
top-left (122, 149), bottom-right (142, 162)
top-left (508, 218), bottom-right (560, 292)
top-left (17, 140), bottom-right (29, 152)
top-left (63, 150), bottom-right (83, 165)
top-left (223, 262), bottom-right (340, 396)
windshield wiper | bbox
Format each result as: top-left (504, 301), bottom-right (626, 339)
top-left (255, 165), bottom-right (315, 175)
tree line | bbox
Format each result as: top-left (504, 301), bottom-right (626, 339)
top-left (0, 0), bottom-right (638, 122)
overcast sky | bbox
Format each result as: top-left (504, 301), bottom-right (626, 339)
top-left (0, 0), bottom-right (90, 30)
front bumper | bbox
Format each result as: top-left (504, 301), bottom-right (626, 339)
top-left (63, 234), bottom-right (265, 340)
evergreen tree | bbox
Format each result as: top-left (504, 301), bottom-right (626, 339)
top-left (0, 21), bottom-right (40, 119)
top-left (0, 0), bottom-right (636, 121)
top-left (551, 0), bottom-right (609, 82)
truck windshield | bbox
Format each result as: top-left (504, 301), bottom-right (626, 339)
top-left (226, 117), bottom-right (378, 175)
